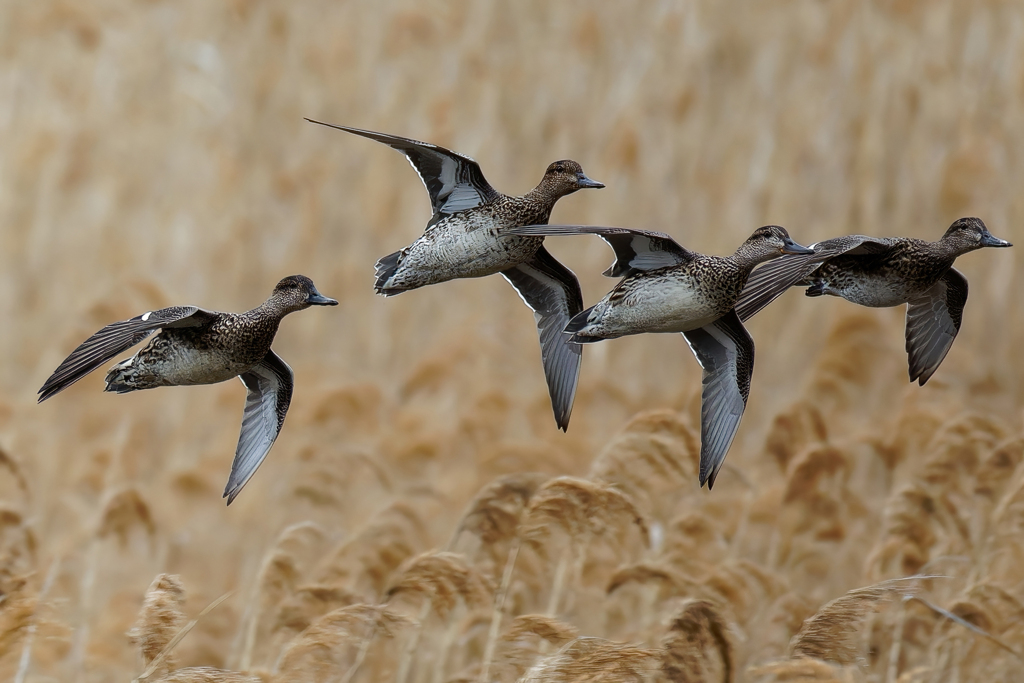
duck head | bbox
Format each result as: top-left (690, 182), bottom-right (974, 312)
top-left (941, 217), bottom-right (1012, 252)
top-left (736, 225), bottom-right (814, 264)
top-left (537, 160), bottom-right (604, 198)
top-left (271, 275), bottom-right (339, 313)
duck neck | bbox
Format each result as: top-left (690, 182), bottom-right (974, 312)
top-left (728, 242), bottom-right (778, 277)
top-left (522, 183), bottom-right (562, 220)
top-left (252, 296), bottom-right (297, 323)
top-left (930, 235), bottom-right (976, 264)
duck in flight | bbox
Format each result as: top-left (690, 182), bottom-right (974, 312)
top-left (305, 119), bottom-right (604, 431)
top-left (735, 217), bottom-right (1012, 385)
top-left (506, 224), bottom-right (813, 488)
top-left (38, 275), bottom-right (338, 504)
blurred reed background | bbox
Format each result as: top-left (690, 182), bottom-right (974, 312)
top-left (1, 1), bottom-right (1023, 680)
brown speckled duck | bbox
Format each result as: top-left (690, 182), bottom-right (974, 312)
top-left (735, 217), bottom-right (1012, 385)
top-left (507, 224), bottom-right (813, 488)
top-left (38, 275), bottom-right (338, 504)
top-left (306, 119), bottom-right (604, 432)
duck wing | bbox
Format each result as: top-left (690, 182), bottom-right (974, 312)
top-left (508, 225), bottom-right (692, 278)
top-left (38, 306), bottom-right (219, 402)
top-left (502, 246), bottom-right (584, 431)
top-left (735, 235), bottom-right (893, 321)
top-left (681, 310), bottom-right (754, 489)
top-left (305, 119), bottom-right (499, 215)
top-left (905, 268), bottom-right (968, 386)
top-left (224, 350), bottom-right (293, 504)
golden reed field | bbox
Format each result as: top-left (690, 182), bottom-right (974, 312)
top-left (3, 1), bottom-right (1024, 681)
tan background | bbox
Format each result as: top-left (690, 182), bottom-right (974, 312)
top-left (1, 1), bottom-right (1023, 680)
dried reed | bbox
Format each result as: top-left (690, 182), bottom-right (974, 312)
top-left (0, 575), bottom-right (36, 663)
top-left (239, 522), bottom-right (326, 670)
top-left (129, 574), bottom-right (187, 677)
top-left (385, 551), bottom-right (492, 683)
top-left (519, 636), bottom-right (659, 683)
top-left (764, 401), bottom-right (829, 474)
top-left (448, 472), bottom-right (549, 562)
top-left (98, 487), bottom-right (157, 547)
top-left (385, 550), bottom-right (492, 619)
top-left (501, 615), bottom-right (579, 648)
top-left (660, 599), bottom-right (732, 683)
top-left (747, 657), bottom-right (851, 682)
top-left (151, 667), bottom-right (260, 682)
top-left (273, 603), bottom-right (413, 681)
top-left (790, 577), bottom-right (933, 664)
top-left (520, 477), bottom-right (650, 552)
top-left (315, 502), bottom-right (427, 597)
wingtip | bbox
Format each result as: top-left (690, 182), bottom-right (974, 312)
top-left (909, 365), bottom-right (931, 386)
top-left (37, 382), bottom-right (64, 404)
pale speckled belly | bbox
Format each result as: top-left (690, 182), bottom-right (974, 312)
top-left (394, 212), bottom-right (544, 285)
top-left (830, 275), bottom-right (926, 308)
top-left (132, 334), bottom-right (260, 386)
top-left (596, 275), bottom-right (724, 336)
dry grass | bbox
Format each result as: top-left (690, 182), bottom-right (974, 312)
top-left (3, 0), bottom-right (1024, 680)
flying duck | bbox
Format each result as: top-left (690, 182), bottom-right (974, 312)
top-left (38, 275), bottom-right (338, 504)
top-left (735, 217), bottom-right (1012, 385)
top-left (305, 119), bottom-right (604, 431)
top-left (506, 224), bottom-right (813, 488)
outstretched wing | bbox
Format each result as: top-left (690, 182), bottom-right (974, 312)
top-left (736, 234), bottom-right (893, 321)
top-left (507, 224), bottom-right (692, 278)
top-left (681, 310), bottom-right (754, 489)
top-left (305, 119), bottom-right (499, 215)
top-left (223, 350), bottom-right (294, 505)
top-left (38, 306), bottom-right (217, 402)
top-left (502, 247), bottom-right (584, 431)
top-left (905, 268), bottom-right (968, 386)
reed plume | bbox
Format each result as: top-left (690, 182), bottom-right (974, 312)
top-left (385, 550), bottom-right (491, 618)
top-left (449, 472), bottom-right (549, 565)
top-left (588, 409), bottom-right (699, 521)
top-left (315, 502), bottom-right (427, 597)
top-left (0, 575), bottom-right (36, 662)
top-left (764, 401), bottom-right (829, 473)
top-left (150, 668), bottom-right (260, 682)
top-left (274, 604), bottom-right (413, 681)
top-left (520, 477), bottom-right (650, 552)
top-left (519, 636), bottom-right (658, 683)
top-left (746, 658), bottom-right (850, 682)
top-left (660, 599), bottom-right (732, 683)
top-left (98, 488), bottom-right (157, 547)
top-left (789, 577), bottom-right (930, 664)
top-left (129, 574), bottom-right (187, 678)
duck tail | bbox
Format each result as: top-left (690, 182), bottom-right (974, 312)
top-left (565, 305), bottom-right (604, 344)
top-left (804, 280), bottom-right (827, 297)
top-left (374, 251), bottom-right (407, 297)
top-left (565, 305), bottom-right (594, 333)
top-left (103, 359), bottom-right (139, 394)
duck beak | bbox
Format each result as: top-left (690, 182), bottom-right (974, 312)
top-left (980, 232), bottom-right (1013, 248)
top-left (307, 291), bottom-right (339, 306)
top-left (576, 172), bottom-right (605, 189)
top-left (782, 237), bottom-right (815, 255)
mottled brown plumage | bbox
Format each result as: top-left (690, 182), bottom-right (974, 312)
top-left (306, 119), bottom-right (604, 431)
top-left (38, 275), bottom-right (338, 503)
top-left (736, 217), bottom-right (1013, 384)
top-left (506, 224), bottom-right (814, 488)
